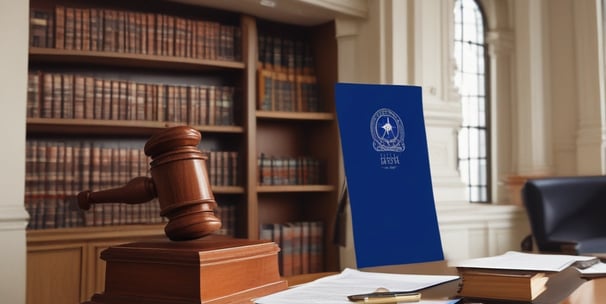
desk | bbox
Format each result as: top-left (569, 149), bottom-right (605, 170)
top-left (285, 260), bottom-right (606, 303)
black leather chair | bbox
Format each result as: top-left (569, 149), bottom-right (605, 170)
top-left (521, 175), bottom-right (606, 255)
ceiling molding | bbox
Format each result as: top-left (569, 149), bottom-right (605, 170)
top-left (172, 0), bottom-right (368, 26)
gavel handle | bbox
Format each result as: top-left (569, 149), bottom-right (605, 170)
top-left (77, 176), bottom-right (157, 211)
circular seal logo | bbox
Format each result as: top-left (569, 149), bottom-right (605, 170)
top-left (370, 108), bottom-right (405, 152)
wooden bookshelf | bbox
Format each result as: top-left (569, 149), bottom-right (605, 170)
top-left (25, 0), bottom-right (340, 302)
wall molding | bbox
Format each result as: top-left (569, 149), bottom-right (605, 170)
top-left (0, 205), bottom-right (29, 231)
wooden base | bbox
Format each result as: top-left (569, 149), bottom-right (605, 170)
top-left (84, 235), bottom-right (287, 304)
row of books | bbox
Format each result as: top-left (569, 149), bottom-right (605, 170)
top-left (257, 32), bottom-right (315, 76)
top-left (212, 201), bottom-right (237, 237)
top-left (256, 31), bottom-right (320, 112)
top-left (258, 154), bottom-right (323, 186)
top-left (30, 6), bottom-right (241, 61)
top-left (257, 69), bottom-right (319, 112)
top-left (27, 194), bottom-right (236, 234)
top-left (260, 221), bottom-right (324, 276)
top-left (27, 71), bottom-right (236, 126)
top-left (25, 139), bottom-right (239, 229)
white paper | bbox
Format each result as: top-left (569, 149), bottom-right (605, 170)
top-left (576, 261), bottom-right (606, 276)
top-left (449, 251), bottom-right (598, 272)
top-left (253, 268), bottom-right (460, 304)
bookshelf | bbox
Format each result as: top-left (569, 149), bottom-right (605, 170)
top-left (25, 0), bottom-right (340, 302)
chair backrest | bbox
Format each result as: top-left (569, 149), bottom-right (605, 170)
top-left (522, 175), bottom-right (606, 253)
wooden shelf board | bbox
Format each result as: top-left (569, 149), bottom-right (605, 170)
top-left (29, 47), bottom-right (245, 71)
top-left (27, 118), bottom-right (244, 136)
top-left (256, 110), bottom-right (334, 121)
top-left (212, 186), bottom-right (246, 194)
top-left (26, 224), bottom-right (166, 244)
top-left (257, 184), bottom-right (335, 193)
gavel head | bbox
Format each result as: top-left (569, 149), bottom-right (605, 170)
top-left (144, 126), bottom-right (222, 241)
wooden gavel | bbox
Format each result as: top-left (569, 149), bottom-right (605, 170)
top-left (77, 126), bottom-right (222, 241)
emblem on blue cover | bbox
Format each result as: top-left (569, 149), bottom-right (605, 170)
top-left (370, 108), bottom-right (405, 153)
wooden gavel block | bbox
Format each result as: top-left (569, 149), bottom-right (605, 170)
top-left (77, 126), bottom-right (222, 241)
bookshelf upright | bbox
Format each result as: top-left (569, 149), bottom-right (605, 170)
top-left (25, 0), bottom-right (340, 302)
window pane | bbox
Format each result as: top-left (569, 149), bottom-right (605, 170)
top-left (454, 0), bottom-right (489, 203)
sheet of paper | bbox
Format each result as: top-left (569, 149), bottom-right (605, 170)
top-left (450, 251), bottom-right (598, 272)
top-left (576, 261), bottom-right (606, 277)
top-left (254, 268), bottom-right (460, 304)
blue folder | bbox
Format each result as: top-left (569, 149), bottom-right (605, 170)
top-left (335, 83), bottom-right (444, 268)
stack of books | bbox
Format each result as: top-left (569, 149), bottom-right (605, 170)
top-left (451, 251), bottom-right (604, 302)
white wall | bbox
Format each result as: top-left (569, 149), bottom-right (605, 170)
top-left (334, 0), bottom-right (605, 268)
top-left (334, 0), bottom-right (530, 268)
top-left (0, 0), bottom-right (31, 303)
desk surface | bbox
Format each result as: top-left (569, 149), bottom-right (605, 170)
top-left (285, 260), bottom-right (604, 304)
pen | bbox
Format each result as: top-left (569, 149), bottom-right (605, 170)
top-left (347, 291), bottom-right (421, 303)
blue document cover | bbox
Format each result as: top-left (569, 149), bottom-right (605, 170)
top-left (335, 83), bottom-right (444, 268)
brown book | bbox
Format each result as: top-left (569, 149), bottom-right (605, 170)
top-left (44, 143), bottom-right (58, 229)
top-left (198, 86), bottom-right (208, 125)
top-left (84, 76), bottom-right (95, 119)
top-left (175, 17), bottom-right (186, 57)
top-left (185, 18), bottom-right (193, 58)
top-left (110, 80), bottom-right (119, 120)
top-left (157, 84), bottom-right (166, 122)
top-left (135, 83), bottom-right (146, 121)
top-left (194, 20), bottom-right (204, 59)
top-left (207, 21), bottom-right (219, 60)
top-left (29, 9), bottom-right (51, 48)
top-left (189, 85), bottom-right (199, 125)
top-left (93, 78), bottom-right (104, 119)
top-left (257, 69), bottom-right (274, 111)
top-left (457, 268), bottom-right (549, 302)
top-left (73, 75), bottom-right (85, 119)
top-left (116, 10), bottom-right (126, 53)
top-left (165, 85), bottom-right (176, 122)
top-left (55, 6), bottom-right (65, 49)
top-left (127, 11), bottom-right (137, 53)
top-left (102, 79), bottom-right (112, 120)
top-left (145, 84), bottom-right (156, 121)
top-left (90, 8), bottom-right (100, 51)
top-left (146, 13), bottom-right (155, 55)
top-left (166, 15), bottom-right (175, 56)
top-left (118, 81), bottom-right (128, 120)
top-left (280, 223), bottom-right (293, 276)
top-left (64, 7), bottom-right (75, 50)
top-left (309, 221), bottom-right (324, 272)
top-left (62, 74), bottom-right (74, 118)
top-left (138, 12), bottom-right (146, 55)
top-left (103, 9), bottom-right (116, 52)
top-left (27, 71), bottom-right (41, 118)
top-left (52, 73), bottom-right (63, 119)
top-left (82, 8), bottom-right (90, 51)
top-left (73, 8), bottom-right (82, 50)
top-left (41, 73), bottom-right (53, 118)
top-left (127, 82), bottom-right (136, 120)
top-left (301, 221), bottom-right (310, 274)
top-left (207, 86), bottom-right (216, 125)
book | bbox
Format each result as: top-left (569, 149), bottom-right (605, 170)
top-left (335, 83), bottom-right (443, 268)
top-left (456, 268), bottom-right (549, 301)
top-left (451, 251), bottom-right (603, 301)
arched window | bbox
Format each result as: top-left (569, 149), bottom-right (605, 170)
top-left (454, 0), bottom-right (490, 203)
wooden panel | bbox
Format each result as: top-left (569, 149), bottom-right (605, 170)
top-left (85, 242), bottom-right (112, 300)
top-left (27, 244), bottom-right (84, 304)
